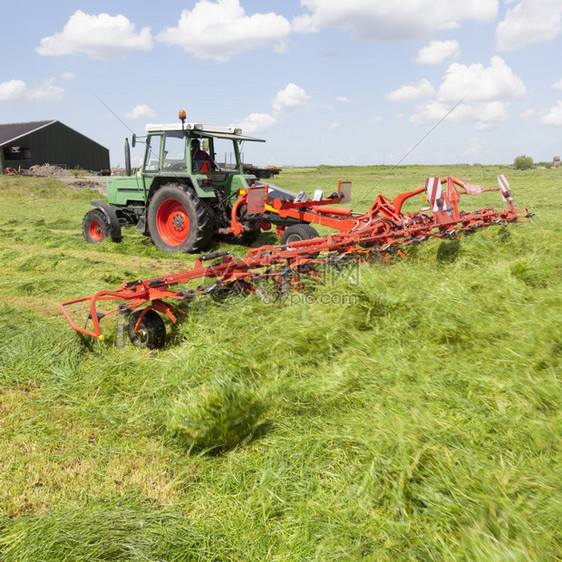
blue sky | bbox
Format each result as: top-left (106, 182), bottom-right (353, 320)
top-left (2, 0), bottom-right (561, 167)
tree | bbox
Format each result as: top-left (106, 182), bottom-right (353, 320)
top-left (513, 155), bottom-right (533, 170)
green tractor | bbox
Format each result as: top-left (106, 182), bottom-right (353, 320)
top-left (83, 110), bottom-right (298, 253)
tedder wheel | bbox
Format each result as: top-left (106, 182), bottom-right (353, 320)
top-left (147, 184), bottom-right (213, 253)
top-left (128, 309), bottom-right (166, 349)
top-left (280, 224), bottom-right (320, 245)
top-left (83, 209), bottom-right (109, 244)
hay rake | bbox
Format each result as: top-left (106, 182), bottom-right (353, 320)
top-left (60, 175), bottom-right (532, 348)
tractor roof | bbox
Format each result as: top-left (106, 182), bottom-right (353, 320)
top-left (145, 122), bottom-right (265, 142)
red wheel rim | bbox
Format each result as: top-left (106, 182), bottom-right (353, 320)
top-left (156, 198), bottom-right (190, 246)
top-left (88, 220), bottom-right (104, 242)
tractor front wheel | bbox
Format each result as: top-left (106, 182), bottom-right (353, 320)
top-left (83, 209), bottom-right (109, 243)
top-left (128, 309), bottom-right (166, 349)
top-left (147, 184), bottom-right (213, 253)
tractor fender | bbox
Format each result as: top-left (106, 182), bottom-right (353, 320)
top-left (90, 201), bottom-right (122, 240)
top-left (147, 177), bottom-right (192, 202)
top-left (147, 176), bottom-right (214, 203)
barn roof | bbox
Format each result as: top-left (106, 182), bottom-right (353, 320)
top-left (0, 120), bottom-right (57, 146)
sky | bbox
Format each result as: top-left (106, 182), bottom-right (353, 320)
top-left (2, 0), bottom-right (562, 168)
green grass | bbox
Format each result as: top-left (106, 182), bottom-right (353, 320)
top-left (0, 166), bottom-right (560, 560)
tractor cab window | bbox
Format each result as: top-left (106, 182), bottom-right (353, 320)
top-left (190, 137), bottom-right (216, 172)
top-left (200, 137), bottom-right (241, 171)
top-left (144, 134), bottom-right (162, 172)
top-left (162, 132), bottom-right (187, 172)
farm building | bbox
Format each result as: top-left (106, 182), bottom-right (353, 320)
top-left (0, 120), bottom-right (110, 173)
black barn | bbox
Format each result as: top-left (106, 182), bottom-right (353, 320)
top-left (0, 120), bottom-right (110, 173)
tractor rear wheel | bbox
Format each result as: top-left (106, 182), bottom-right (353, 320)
top-left (148, 184), bottom-right (213, 253)
top-left (128, 309), bottom-right (166, 349)
top-left (83, 209), bottom-right (109, 243)
top-left (280, 224), bottom-right (320, 245)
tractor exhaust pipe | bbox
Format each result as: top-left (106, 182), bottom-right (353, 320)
top-left (125, 137), bottom-right (131, 176)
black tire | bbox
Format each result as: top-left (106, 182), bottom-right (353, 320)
top-left (83, 209), bottom-right (109, 244)
top-left (233, 203), bottom-right (260, 246)
top-left (280, 224), bottom-right (320, 245)
top-left (128, 309), bottom-right (166, 349)
top-left (90, 201), bottom-right (122, 241)
top-left (147, 184), bottom-right (214, 253)
top-left (239, 229), bottom-right (260, 245)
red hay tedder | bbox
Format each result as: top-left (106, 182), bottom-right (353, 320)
top-left (61, 174), bottom-right (532, 348)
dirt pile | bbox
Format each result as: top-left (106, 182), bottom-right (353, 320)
top-left (17, 164), bottom-right (107, 194)
top-left (24, 164), bottom-right (73, 177)
top-left (63, 176), bottom-right (107, 195)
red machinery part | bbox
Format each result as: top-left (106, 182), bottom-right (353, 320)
top-left (60, 176), bottom-right (531, 346)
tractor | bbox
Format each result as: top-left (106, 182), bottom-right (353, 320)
top-left (82, 110), bottom-right (315, 253)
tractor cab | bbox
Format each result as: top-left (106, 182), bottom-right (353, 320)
top-left (139, 121), bottom-right (265, 200)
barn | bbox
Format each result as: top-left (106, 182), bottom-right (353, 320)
top-left (0, 120), bottom-right (110, 173)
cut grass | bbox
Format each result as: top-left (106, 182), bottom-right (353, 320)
top-left (0, 167), bottom-right (560, 559)
top-left (0, 497), bottom-right (236, 561)
top-left (166, 374), bottom-right (267, 453)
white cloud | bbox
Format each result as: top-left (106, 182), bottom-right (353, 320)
top-left (157, 0), bottom-right (291, 62)
top-left (329, 122), bottom-right (340, 130)
top-left (300, 0), bottom-right (498, 41)
top-left (272, 83), bottom-right (311, 113)
top-left (387, 79), bottom-right (435, 102)
top-left (540, 101), bottom-right (562, 126)
top-left (552, 79), bottom-right (562, 91)
top-left (474, 101), bottom-right (510, 130)
top-left (28, 78), bottom-right (65, 101)
top-left (336, 96), bottom-right (350, 103)
top-left (125, 104), bottom-right (157, 120)
top-left (416, 40), bottom-right (459, 65)
top-left (61, 71), bottom-right (77, 80)
top-left (0, 78), bottom-right (63, 102)
top-left (397, 57), bottom-right (525, 131)
top-left (496, 0), bottom-right (562, 50)
top-left (234, 112), bottom-right (279, 133)
top-left (0, 80), bottom-right (27, 102)
top-left (411, 99), bottom-right (510, 131)
top-left (437, 56), bottom-right (525, 103)
top-left (36, 11), bottom-right (153, 60)
top-left (410, 101), bottom-right (472, 125)
top-left (520, 108), bottom-right (535, 118)
top-left (292, 14), bottom-right (318, 33)
top-left (235, 83), bottom-right (310, 134)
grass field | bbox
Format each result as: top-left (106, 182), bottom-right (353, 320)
top-left (0, 166), bottom-right (560, 560)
